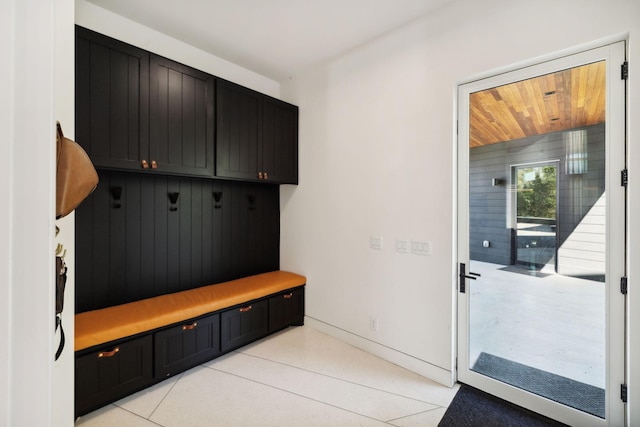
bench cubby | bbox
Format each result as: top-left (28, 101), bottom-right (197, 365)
top-left (269, 287), bottom-right (305, 333)
top-left (76, 335), bottom-right (154, 417)
top-left (221, 299), bottom-right (269, 353)
top-left (154, 312), bottom-right (221, 379)
top-left (75, 271), bottom-right (305, 418)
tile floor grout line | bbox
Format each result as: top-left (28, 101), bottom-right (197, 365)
top-left (385, 405), bottom-right (447, 424)
top-left (106, 404), bottom-right (165, 427)
top-left (200, 364), bottom-right (408, 425)
top-left (224, 350), bottom-right (444, 406)
top-left (144, 372), bottom-right (184, 422)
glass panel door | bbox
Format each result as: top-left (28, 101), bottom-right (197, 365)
top-left (515, 163), bottom-right (558, 271)
top-left (457, 42), bottom-right (626, 427)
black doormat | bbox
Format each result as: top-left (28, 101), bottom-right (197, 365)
top-left (438, 383), bottom-right (568, 427)
top-left (472, 352), bottom-right (605, 418)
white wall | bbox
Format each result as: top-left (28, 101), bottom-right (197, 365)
top-left (0, 3), bottom-right (13, 424)
top-left (75, 0), bottom-right (280, 98)
top-left (53, 0), bottom-right (76, 425)
top-left (1, 0), bottom-right (57, 425)
top-left (279, 0), bottom-right (640, 421)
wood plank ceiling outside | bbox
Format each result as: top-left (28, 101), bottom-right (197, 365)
top-left (469, 61), bottom-right (606, 148)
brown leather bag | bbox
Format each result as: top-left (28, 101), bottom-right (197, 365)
top-left (56, 122), bottom-right (98, 219)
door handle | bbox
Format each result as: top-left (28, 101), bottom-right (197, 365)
top-left (459, 263), bottom-right (480, 293)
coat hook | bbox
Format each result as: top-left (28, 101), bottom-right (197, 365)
top-left (213, 191), bottom-right (223, 209)
top-left (110, 186), bottom-right (122, 208)
top-left (247, 194), bottom-right (256, 211)
top-left (56, 243), bottom-right (67, 259)
top-left (168, 192), bottom-right (179, 211)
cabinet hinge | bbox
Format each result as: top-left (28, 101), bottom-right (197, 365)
top-left (621, 168), bottom-right (628, 187)
top-left (621, 277), bottom-right (628, 295)
top-left (621, 61), bottom-right (629, 80)
top-left (621, 384), bottom-right (628, 403)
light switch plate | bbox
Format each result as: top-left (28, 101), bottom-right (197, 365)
top-left (396, 239), bottom-right (409, 253)
top-left (370, 236), bottom-right (383, 250)
top-left (411, 240), bottom-right (431, 256)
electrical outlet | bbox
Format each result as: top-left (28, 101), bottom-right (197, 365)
top-left (369, 316), bottom-right (379, 332)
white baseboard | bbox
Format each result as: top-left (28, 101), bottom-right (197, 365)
top-left (304, 316), bottom-right (454, 388)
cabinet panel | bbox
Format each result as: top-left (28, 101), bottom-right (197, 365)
top-left (155, 314), bottom-right (220, 378)
top-left (75, 26), bottom-right (149, 171)
top-left (269, 287), bottom-right (305, 332)
top-left (75, 335), bottom-right (153, 417)
top-left (221, 300), bottom-right (268, 352)
top-left (150, 55), bottom-right (214, 177)
top-left (75, 171), bottom-right (280, 312)
top-left (216, 78), bottom-right (298, 184)
top-left (216, 79), bottom-right (261, 180)
top-left (76, 27), bottom-right (297, 182)
top-left (262, 97), bottom-right (299, 184)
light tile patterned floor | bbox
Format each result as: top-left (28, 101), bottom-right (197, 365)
top-left (75, 326), bottom-right (458, 426)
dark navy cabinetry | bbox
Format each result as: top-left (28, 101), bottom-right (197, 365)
top-left (75, 287), bottom-right (304, 417)
top-left (216, 79), bottom-right (298, 184)
top-left (75, 27), bottom-right (150, 171)
top-left (74, 25), bottom-right (302, 419)
top-left (75, 26), bottom-right (296, 182)
top-left (154, 313), bottom-right (221, 379)
top-left (75, 335), bottom-right (154, 417)
top-left (220, 299), bottom-right (269, 352)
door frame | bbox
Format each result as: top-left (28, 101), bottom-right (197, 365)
top-left (455, 41), bottom-right (627, 426)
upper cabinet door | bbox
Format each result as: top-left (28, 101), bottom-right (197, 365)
top-left (216, 79), bottom-right (299, 184)
top-left (216, 79), bottom-right (261, 181)
top-left (262, 97), bottom-right (298, 184)
top-left (76, 27), bottom-right (297, 183)
top-left (150, 55), bottom-right (215, 177)
top-left (75, 27), bottom-right (150, 171)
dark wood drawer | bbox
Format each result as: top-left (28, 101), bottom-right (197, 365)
top-left (75, 335), bottom-right (153, 417)
top-left (154, 313), bottom-right (221, 378)
top-left (220, 299), bottom-right (268, 352)
top-left (269, 287), bottom-right (304, 332)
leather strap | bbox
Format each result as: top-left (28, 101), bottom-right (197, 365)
top-left (55, 315), bottom-right (65, 361)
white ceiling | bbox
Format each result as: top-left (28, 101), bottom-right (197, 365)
top-left (86, 0), bottom-right (454, 81)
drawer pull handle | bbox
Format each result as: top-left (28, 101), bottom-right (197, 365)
top-left (98, 347), bottom-right (120, 358)
top-left (151, 160), bottom-right (158, 169)
top-left (264, 172), bottom-right (268, 180)
top-left (141, 159), bottom-right (149, 169)
top-left (239, 305), bottom-right (252, 313)
top-left (283, 293), bottom-right (293, 299)
top-left (258, 172), bottom-right (263, 179)
top-left (182, 322), bottom-right (198, 330)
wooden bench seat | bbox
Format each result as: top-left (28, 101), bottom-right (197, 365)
top-left (75, 270), bottom-right (306, 352)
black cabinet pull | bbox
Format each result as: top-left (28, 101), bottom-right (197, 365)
top-left (283, 293), bottom-right (293, 299)
top-left (239, 305), bottom-right (252, 313)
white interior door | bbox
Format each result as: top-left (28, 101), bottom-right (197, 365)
top-left (457, 42), bottom-right (626, 426)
